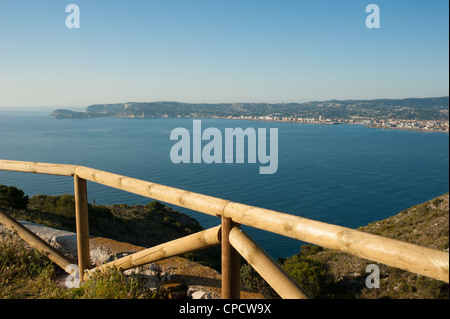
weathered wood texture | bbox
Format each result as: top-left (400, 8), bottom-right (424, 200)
top-left (221, 217), bottom-right (241, 299)
top-left (0, 208), bottom-right (73, 272)
top-left (229, 226), bottom-right (309, 299)
top-left (0, 159), bottom-right (76, 176)
top-left (74, 175), bottom-right (90, 281)
top-left (86, 226), bottom-right (221, 280)
top-left (223, 202), bottom-right (449, 283)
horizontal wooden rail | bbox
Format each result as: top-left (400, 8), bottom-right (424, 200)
top-left (86, 225), bottom-right (221, 280)
top-left (73, 165), bottom-right (229, 217)
top-left (0, 208), bottom-right (73, 273)
top-left (0, 159), bottom-right (77, 177)
top-left (229, 226), bottom-right (309, 299)
top-left (1, 159), bottom-right (449, 284)
top-left (223, 203), bottom-right (450, 283)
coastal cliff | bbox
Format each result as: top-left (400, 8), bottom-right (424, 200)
top-left (268, 193), bottom-right (449, 299)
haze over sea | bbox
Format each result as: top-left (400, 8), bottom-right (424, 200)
top-left (0, 107), bottom-right (448, 258)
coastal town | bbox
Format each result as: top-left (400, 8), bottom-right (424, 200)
top-left (218, 98), bottom-right (450, 132)
top-left (367, 119), bottom-right (449, 132)
top-left (219, 115), bottom-right (450, 133)
top-left (51, 97), bottom-right (449, 133)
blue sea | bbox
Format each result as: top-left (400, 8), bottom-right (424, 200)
top-left (0, 107), bottom-right (449, 258)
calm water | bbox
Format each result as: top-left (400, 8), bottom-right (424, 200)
top-left (0, 107), bottom-right (449, 258)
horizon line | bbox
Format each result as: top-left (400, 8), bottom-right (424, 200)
top-left (1, 95), bottom-right (448, 109)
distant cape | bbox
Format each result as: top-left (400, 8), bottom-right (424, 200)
top-left (51, 97), bottom-right (449, 121)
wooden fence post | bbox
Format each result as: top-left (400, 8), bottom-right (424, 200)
top-left (221, 216), bottom-right (241, 299)
top-left (229, 227), bottom-right (310, 299)
top-left (74, 175), bottom-right (90, 281)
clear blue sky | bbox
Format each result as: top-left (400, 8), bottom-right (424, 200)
top-left (0, 0), bottom-right (448, 107)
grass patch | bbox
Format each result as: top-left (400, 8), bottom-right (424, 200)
top-left (0, 233), bottom-right (157, 299)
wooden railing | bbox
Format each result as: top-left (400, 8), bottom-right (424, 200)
top-left (0, 159), bottom-right (448, 299)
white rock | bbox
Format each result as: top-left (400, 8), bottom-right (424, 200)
top-left (191, 291), bottom-right (207, 299)
top-left (187, 287), bottom-right (196, 298)
top-left (90, 247), bottom-right (114, 266)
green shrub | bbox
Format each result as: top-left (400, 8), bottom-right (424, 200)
top-left (88, 204), bottom-right (113, 221)
top-left (240, 245), bottom-right (330, 299)
top-left (162, 216), bottom-right (179, 227)
top-left (0, 234), bottom-right (156, 299)
top-left (67, 267), bottom-right (154, 299)
top-left (0, 233), bottom-right (58, 298)
top-left (276, 245), bottom-right (329, 298)
top-left (0, 185), bottom-right (29, 210)
top-left (145, 200), bottom-right (165, 211)
top-left (29, 194), bottom-right (113, 223)
top-left (299, 244), bottom-right (323, 257)
top-left (240, 263), bottom-right (279, 299)
top-left (0, 233), bottom-right (55, 281)
top-left (29, 194), bottom-right (58, 213)
top-left (163, 216), bottom-right (174, 224)
top-left (281, 255), bottom-right (329, 298)
top-left (29, 194), bottom-right (74, 218)
top-left (54, 194), bottom-right (76, 218)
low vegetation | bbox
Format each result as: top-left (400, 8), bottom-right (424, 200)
top-left (1, 184), bottom-right (448, 299)
top-left (0, 232), bottom-right (156, 299)
top-left (241, 193), bottom-right (449, 299)
top-left (0, 185), bottom-right (29, 210)
top-left (0, 184), bottom-right (220, 270)
top-left (21, 192), bottom-right (202, 244)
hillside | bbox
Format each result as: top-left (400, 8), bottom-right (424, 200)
top-left (1, 185), bottom-right (449, 299)
top-left (0, 185), bottom-right (220, 270)
top-left (272, 193), bottom-right (449, 299)
top-left (0, 185), bottom-right (263, 299)
top-left (50, 97), bottom-right (449, 121)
